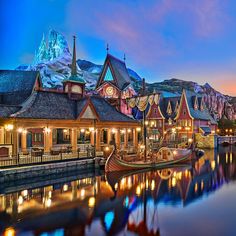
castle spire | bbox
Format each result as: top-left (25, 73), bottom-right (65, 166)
top-left (106, 43), bottom-right (109, 54)
top-left (71, 35), bottom-right (77, 76)
top-left (123, 53), bottom-right (126, 62)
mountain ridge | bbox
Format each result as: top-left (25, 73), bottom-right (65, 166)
top-left (15, 30), bottom-right (236, 120)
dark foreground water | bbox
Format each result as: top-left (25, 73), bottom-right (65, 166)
top-left (0, 146), bottom-right (236, 236)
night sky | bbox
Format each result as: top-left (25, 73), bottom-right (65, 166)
top-left (1, 0), bottom-right (236, 95)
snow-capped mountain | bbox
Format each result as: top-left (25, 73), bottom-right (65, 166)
top-left (16, 29), bottom-right (235, 120)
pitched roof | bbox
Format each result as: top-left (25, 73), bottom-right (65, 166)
top-left (159, 96), bottom-right (180, 120)
top-left (0, 70), bottom-right (41, 105)
top-left (90, 96), bottom-right (136, 122)
top-left (96, 54), bottom-right (132, 91)
top-left (9, 91), bottom-right (136, 123)
top-left (0, 105), bottom-right (21, 118)
top-left (184, 90), bottom-right (217, 124)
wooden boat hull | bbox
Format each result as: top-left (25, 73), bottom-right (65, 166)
top-left (105, 147), bottom-right (192, 173)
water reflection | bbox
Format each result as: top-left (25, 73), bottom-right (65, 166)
top-left (0, 146), bottom-right (236, 236)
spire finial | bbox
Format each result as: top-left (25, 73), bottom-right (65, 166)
top-left (71, 35), bottom-right (77, 76)
top-left (124, 53), bottom-right (126, 62)
top-left (106, 43), bottom-right (109, 54)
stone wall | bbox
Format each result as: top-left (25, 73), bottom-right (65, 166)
top-left (195, 133), bottom-right (217, 149)
top-left (0, 159), bottom-right (96, 184)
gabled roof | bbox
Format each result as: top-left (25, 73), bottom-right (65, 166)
top-left (9, 91), bottom-right (136, 123)
top-left (184, 90), bottom-right (217, 124)
top-left (0, 70), bottom-right (41, 105)
top-left (159, 96), bottom-right (180, 120)
top-left (96, 54), bottom-right (132, 91)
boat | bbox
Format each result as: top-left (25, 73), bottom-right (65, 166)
top-left (105, 146), bottom-right (192, 173)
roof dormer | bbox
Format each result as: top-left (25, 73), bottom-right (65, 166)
top-left (167, 100), bottom-right (172, 115)
top-left (194, 96), bottom-right (199, 110)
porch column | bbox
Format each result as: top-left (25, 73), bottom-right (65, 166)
top-left (96, 128), bottom-right (101, 151)
top-left (0, 127), bottom-right (4, 144)
top-left (133, 128), bottom-right (138, 149)
top-left (44, 129), bottom-right (53, 153)
top-left (12, 129), bottom-right (18, 156)
top-left (21, 131), bottom-right (27, 153)
top-left (71, 128), bottom-right (78, 152)
top-left (124, 129), bottom-right (128, 149)
top-left (90, 131), bottom-right (95, 146)
top-left (115, 129), bottom-right (121, 149)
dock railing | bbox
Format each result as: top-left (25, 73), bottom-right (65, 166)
top-left (0, 146), bottom-right (104, 169)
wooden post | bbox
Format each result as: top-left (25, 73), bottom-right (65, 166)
top-left (133, 128), bottom-right (138, 149)
top-left (116, 129), bottom-right (121, 149)
top-left (71, 128), bottom-right (78, 152)
top-left (21, 131), bottom-right (27, 153)
top-left (124, 129), bottom-right (128, 149)
top-left (44, 129), bottom-right (52, 153)
top-left (0, 127), bottom-right (4, 144)
top-left (12, 129), bottom-right (18, 156)
top-left (96, 128), bottom-right (101, 151)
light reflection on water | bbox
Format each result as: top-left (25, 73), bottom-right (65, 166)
top-left (0, 146), bottom-right (236, 236)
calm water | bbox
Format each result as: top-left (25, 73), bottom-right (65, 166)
top-left (0, 146), bottom-right (236, 236)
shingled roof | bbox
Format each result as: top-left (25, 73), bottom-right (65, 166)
top-left (0, 70), bottom-right (41, 105)
top-left (9, 91), bottom-right (136, 122)
top-left (184, 90), bottom-right (217, 124)
top-left (96, 54), bottom-right (132, 91)
top-left (159, 96), bottom-right (180, 120)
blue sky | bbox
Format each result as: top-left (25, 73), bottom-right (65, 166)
top-left (1, 0), bottom-right (236, 95)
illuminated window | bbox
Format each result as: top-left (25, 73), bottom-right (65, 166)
top-left (104, 66), bottom-right (114, 81)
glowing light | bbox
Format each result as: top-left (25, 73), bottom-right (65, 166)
top-left (89, 127), bottom-right (94, 132)
top-left (63, 184), bottom-right (68, 192)
top-left (151, 180), bottom-right (155, 191)
top-left (185, 127), bottom-right (191, 131)
top-left (127, 129), bottom-right (131, 133)
top-left (111, 128), bottom-right (117, 134)
top-left (80, 189), bottom-right (85, 199)
top-left (164, 131), bottom-right (167, 135)
top-left (4, 227), bottom-right (15, 236)
top-left (136, 127), bottom-right (141, 132)
top-left (105, 146), bottom-right (110, 152)
top-left (5, 124), bottom-right (14, 131)
top-left (104, 211), bottom-right (114, 231)
top-left (171, 177), bottom-right (177, 187)
top-left (121, 129), bottom-right (125, 134)
top-left (173, 150), bottom-right (177, 155)
top-left (63, 129), bottom-right (68, 133)
top-left (80, 128), bottom-right (85, 133)
top-left (195, 183), bottom-right (198, 193)
top-left (88, 197), bottom-right (96, 207)
top-left (17, 128), bottom-right (23, 133)
top-left (151, 121), bottom-right (155, 126)
top-left (136, 185), bottom-right (141, 196)
top-left (48, 191), bottom-right (52, 198)
top-left (46, 198), bottom-right (52, 207)
top-left (44, 127), bottom-right (51, 133)
top-left (146, 180), bottom-right (149, 189)
top-left (145, 121), bottom-right (149, 125)
top-left (18, 195), bottom-right (24, 205)
top-left (22, 190), bottom-right (28, 197)
top-left (188, 138), bottom-right (193, 143)
top-left (211, 130), bottom-right (215, 134)
top-left (211, 161), bottom-right (216, 170)
top-left (140, 145), bottom-right (145, 149)
top-left (114, 183), bottom-right (118, 190)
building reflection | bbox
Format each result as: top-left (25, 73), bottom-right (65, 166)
top-left (0, 146), bottom-right (235, 236)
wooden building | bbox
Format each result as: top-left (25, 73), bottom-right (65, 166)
top-left (0, 38), bottom-right (139, 158)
